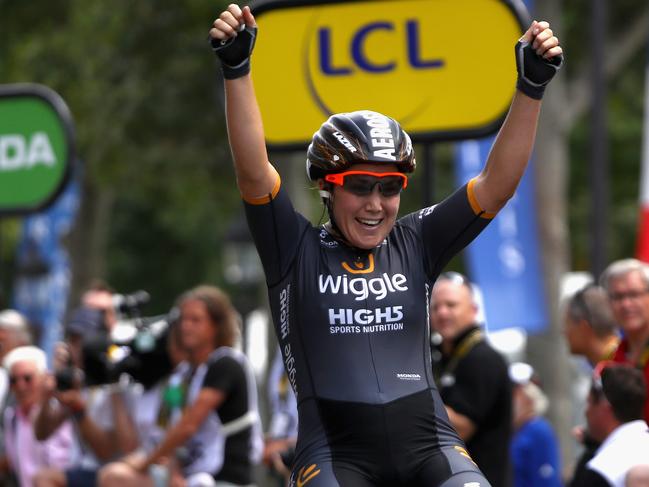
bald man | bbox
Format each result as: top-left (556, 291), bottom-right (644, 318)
top-left (430, 272), bottom-right (512, 487)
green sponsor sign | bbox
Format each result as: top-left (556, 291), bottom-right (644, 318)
top-left (0, 84), bottom-right (75, 216)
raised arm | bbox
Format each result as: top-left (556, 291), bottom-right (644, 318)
top-left (472, 20), bottom-right (563, 213)
top-left (110, 389), bottom-right (139, 455)
top-left (34, 375), bottom-right (69, 440)
top-left (209, 4), bottom-right (278, 200)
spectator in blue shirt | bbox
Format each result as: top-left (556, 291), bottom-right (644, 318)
top-left (509, 362), bottom-right (563, 487)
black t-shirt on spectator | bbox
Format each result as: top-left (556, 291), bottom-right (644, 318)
top-left (203, 355), bottom-right (252, 484)
top-left (433, 325), bottom-right (513, 487)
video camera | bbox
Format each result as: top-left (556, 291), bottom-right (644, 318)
top-left (58, 290), bottom-right (178, 390)
top-left (113, 290), bottom-right (151, 316)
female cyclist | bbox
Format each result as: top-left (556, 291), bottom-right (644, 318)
top-left (209, 4), bottom-right (562, 486)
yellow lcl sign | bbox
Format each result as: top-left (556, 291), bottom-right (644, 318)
top-left (252, 0), bottom-right (526, 146)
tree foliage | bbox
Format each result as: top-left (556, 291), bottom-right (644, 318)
top-left (562, 0), bottom-right (648, 269)
top-left (0, 0), bottom-right (240, 312)
top-left (0, 0), bottom-right (648, 312)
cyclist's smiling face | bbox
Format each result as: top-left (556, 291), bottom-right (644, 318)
top-left (329, 163), bottom-right (400, 249)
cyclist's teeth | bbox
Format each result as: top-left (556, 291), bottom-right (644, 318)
top-left (359, 218), bottom-right (380, 226)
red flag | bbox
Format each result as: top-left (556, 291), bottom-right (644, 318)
top-left (636, 48), bottom-right (649, 262)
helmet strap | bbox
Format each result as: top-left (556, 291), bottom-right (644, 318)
top-left (318, 180), bottom-right (332, 209)
top-left (319, 181), bottom-right (370, 253)
top-left (320, 182), bottom-right (346, 244)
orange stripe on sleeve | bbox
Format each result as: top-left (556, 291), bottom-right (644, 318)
top-left (467, 178), bottom-right (497, 220)
top-left (242, 171), bottom-right (282, 205)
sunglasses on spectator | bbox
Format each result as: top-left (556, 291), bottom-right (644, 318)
top-left (325, 170), bottom-right (408, 197)
top-left (9, 374), bottom-right (34, 386)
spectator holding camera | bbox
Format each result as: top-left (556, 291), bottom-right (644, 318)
top-left (96, 317), bottom-right (188, 486)
top-left (1, 346), bottom-right (75, 487)
top-left (33, 283), bottom-right (140, 487)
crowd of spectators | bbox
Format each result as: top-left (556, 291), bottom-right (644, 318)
top-left (426, 262), bottom-right (649, 487)
top-left (0, 282), bottom-right (266, 487)
top-left (2, 258), bottom-right (649, 486)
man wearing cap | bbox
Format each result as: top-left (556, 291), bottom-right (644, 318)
top-left (430, 272), bottom-right (512, 487)
top-left (570, 363), bottom-right (649, 487)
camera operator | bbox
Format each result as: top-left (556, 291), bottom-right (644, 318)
top-left (33, 283), bottom-right (140, 487)
top-left (96, 313), bottom-right (187, 486)
top-left (98, 285), bottom-right (263, 487)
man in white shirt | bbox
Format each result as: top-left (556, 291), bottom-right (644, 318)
top-left (571, 363), bottom-right (649, 487)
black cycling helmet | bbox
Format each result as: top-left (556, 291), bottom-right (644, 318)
top-left (306, 110), bottom-right (416, 181)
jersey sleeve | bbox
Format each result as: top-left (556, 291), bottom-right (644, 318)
top-left (413, 179), bottom-right (494, 278)
top-left (243, 175), bottom-right (311, 286)
top-left (202, 356), bottom-right (244, 395)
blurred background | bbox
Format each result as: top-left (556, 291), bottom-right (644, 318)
top-left (1, 0), bottom-right (648, 481)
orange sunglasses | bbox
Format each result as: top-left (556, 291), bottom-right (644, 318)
top-left (324, 170), bottom-right (408, 197)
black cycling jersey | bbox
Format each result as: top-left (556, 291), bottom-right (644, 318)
top-left (245, 177), bottom-right (493, 487)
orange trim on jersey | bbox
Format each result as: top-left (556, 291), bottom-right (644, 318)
top-left (467, 178), bottom-right (497, 220)
top-left (454, 445), bottom-right (477, 465)
top-left (342, 254), bottom-right (375, 274)
top-left (242, 171), bottom-right (281, 205)
top-left (297, 464), bottom-right (321, 487)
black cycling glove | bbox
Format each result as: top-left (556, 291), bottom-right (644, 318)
top-left (515, 40), bottom-right (563, 100)
top-left (210, 24), bottom-right (257, 80)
